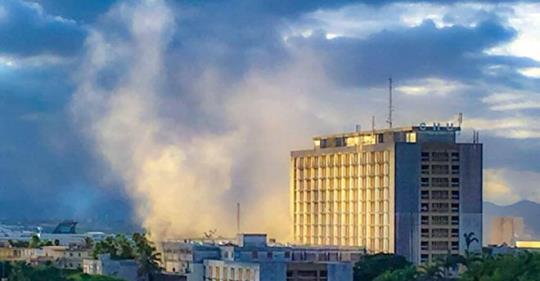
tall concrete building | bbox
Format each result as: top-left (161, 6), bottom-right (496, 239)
top-left (490, 216), bottom-right (524, 246)
top-left (290, 124), bottom-right (482, 263)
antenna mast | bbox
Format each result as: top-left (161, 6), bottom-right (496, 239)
top-left (387, 77), bottom-right (393, 128)
top-left (236, 202), bottom-right (241, 234)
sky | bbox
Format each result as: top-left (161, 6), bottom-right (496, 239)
top-left (0, 0), bottom-right (539, 239)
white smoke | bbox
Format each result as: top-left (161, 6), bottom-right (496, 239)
top-left (71, 0), bottom-right (354, 240)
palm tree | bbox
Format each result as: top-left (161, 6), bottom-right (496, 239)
top-left (464, 232), bottom-right (479, 252)
top-left (132, 233), bottom-right (162, 281)
top-left (418, 261), bottom-right (444, 281)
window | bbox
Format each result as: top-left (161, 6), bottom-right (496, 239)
top-left (432, 241), bottom-right (449, 251)
top-left (451, 203), bottom-right (459, 212)
top-left (451, 178), bottom-right (460, 187)
top-left (267, 252), bottom-right (273, 259)
top-left (451, 216), bottom-right (459, 225)
top-left (252, 251), bottom-right (258, 259)
top-left (421, 165), bottom-right (430, 174)
top-left (432, 228), bottom-right (449, 238)
top-left (421, 152), bottom-right (430, 161)
top-left (432, 178), bottom-right (449, 187)
top-left (451, 165), bottom-right (460, 175)
top-left (432, 203), bottom-right (449, 213)
top-left (432, 165), bottom-right (449, 175)
top-left (421, 190), bottom-right (429, 199)
top-left (421, 177), bottom-right (429, 187)
top-left (452, 241), bottom-right (459, 251)
top-left (432, 216), bottom-right (449, 225)
top-left (432, 152), bottom-right (449, 162)
top-left (421, 216), bottom-right (429, 225)
top-left (421, 228), bottom-right (429, 238)
top-left (451, 229), bottom-right (459, 238)
top-left (421, 203), bottom-right (429, 212)
top-left (451, 152), bottom-right (459, 161)
top-left (451, 191), bottom-right (460, 200)
top-left (432, 191), bottom-right (448, 200)
top-left (421, 241), bottom-right (429, 250)
top-left (406, 132), bottom-right (417, 143)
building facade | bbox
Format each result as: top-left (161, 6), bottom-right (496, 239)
top-left (290, 124), bottom-right (482, 263)
top-left (162, 234), bottom-right (356, 281)
top-left (490, 216), bottom-right (524, 246)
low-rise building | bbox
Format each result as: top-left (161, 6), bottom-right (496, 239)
top-left (83, 254), bottom-right (139, 281)
top-left (286, 262), bottom-right (352, 281)
top-left (162, 234), bottom-right (360, 281)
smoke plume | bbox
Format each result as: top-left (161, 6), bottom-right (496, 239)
top-left (71, 0), bottom-right (357, 240)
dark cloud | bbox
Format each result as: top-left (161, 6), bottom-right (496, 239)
top-left (288, 19), bottom-right (538, 87)
top-left (0, 0), bottom-right (86, 57)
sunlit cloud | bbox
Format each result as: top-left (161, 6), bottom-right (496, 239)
top-left (483, 91), bottom-right (540, 111)
top-left (486, 3), bottom-right (540, 62)
top-left (396, 78), bottom-right (466, 96)
top-left (518, 67), bottom-right (540, 78)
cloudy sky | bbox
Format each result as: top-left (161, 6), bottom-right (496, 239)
top-left (0, 0), bottom-right (539, 238)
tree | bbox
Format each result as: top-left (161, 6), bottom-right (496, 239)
top-left (459, 251), bottom-right (540, 281)
top-left (92, 235), bottom-right (135, 260)
top-left (354, 254), bottom-right (412, 281)
top-left (8, 262), bottom-right (69, 281)
top-left (373, 266), bottom-right (418, 281)
top-left (29, 235), bottom-right (41, 248)
top-left (463, 232), bottom-right (479, 253)
top-left (132, 233), bottom-right (162, 281)
top-left (84, 237), bottom-right (94, 250)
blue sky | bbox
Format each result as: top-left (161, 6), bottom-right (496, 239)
top-left (0, 0), bottom-right (539, 237)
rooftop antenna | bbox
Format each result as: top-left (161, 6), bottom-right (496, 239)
top-left (387, 77), bottom-right (393, 129)
top-left (458, 112), bottom-right (463, 128)
top-left (372, 115), bottom-right (376, 135)
top-left (236, 202), bottom-right (241, 234)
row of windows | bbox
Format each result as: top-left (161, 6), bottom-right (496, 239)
top-left (295, 212), bottom-right (389, 226)
top-left (295, 177), bottom-right (390, 191)
top-left (421, 228), bottom-right (459, 238)
top-left (421, 190), bottom-right (460, 200)
top-left (295, 164), bottom-right (390, 180)
top-left (421, 215), bottom-right (459, 225)
top-left (421, 241), bottom-right (459, 251)
top-left (295, 151), bottom-right (390, 169)
top-left (421, 165), bottom-right (460, 175)
top-left (294, 200), bottom-right (389, 213)
top-left (297, 236), bottom-right (390, 251)
top-left (296, 225), bottom-right (390, 238)
top-left (420, 177), bottom-right (460, 188)
top-left (421, 152), bottom-right (460, 162)
top-left (206, 266), bottom-right (256, 281)
top-left (294, 188), bottom-right (390, 203)
top-left (420, 203), bottom-right (459, 213)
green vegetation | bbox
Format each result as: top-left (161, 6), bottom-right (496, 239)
top-left (28, 235), bottom-right (54, 248)
top-left (1, 232), bottom-right (160, 281)
top-left (5, 262), bottom-right (124, 281)
top-left (354, 251), bottom-right (540, 281)
top-left (354, 253), bottom-right (412, 281)
top-left (91, 233), bottom-right (161, 279)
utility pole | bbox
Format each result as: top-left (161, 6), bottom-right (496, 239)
top-left (387, 77), bottom-right (393, 128)
top-left (236, 202), bottom-right (241, 234)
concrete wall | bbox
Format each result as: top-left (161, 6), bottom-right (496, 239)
top-left (327, 262), bottom-right (353, 281)
top-left (459, 144), bottom-right (483, 252)
top-left (394, 143), bottom-right (421, 263)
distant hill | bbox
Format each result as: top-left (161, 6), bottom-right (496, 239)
top-left (484, 200), bottom-right (540, 244)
